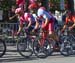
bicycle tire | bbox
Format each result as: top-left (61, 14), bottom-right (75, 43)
top-left (17, 38), bottom-right (33, 58)
top-left (48, 39), bottom-right (55, 56)
top-left (0, 39), bottom-right (6, 57)
top-left (60, 42), bottom-right (72, 56)
top-left (33, 38), bottom-right (50, 58)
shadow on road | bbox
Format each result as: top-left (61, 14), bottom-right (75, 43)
top-left (0, 52), bottom-right (75, 62)
top-left (0, 56), bottom-right (38, 62)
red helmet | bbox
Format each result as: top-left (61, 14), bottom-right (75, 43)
top-left (28, 3), bottom-right (38, 10)
top-left (16, 0), bottom-right (24, 5)
top-left (15, 8), bottom-right (23, 14)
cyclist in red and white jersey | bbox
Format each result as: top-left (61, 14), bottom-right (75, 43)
top-left (15, 8), bottom-right (39, 35)
top-left (37, 7), bottom-right (54, 35)
top-left (28, 3), bottom-right (59, 42)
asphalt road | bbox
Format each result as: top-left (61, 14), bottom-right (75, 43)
top-left (0, 46), bottom-right (75, 63)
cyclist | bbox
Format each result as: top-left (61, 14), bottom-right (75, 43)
top-left (28, 3), bottom-right (39, 31)
top-left (61, 10), bottom-right (75, 33)
top-left (15, 8), bottom-right (39, 35)
top-left (38, 7), bottom-right (61, 49)
top-left (28, 3), bottom-right (60, 48)
top-left (38, 7), bottom-right (60, 42)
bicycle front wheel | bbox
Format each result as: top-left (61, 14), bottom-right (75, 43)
top-left (0, 39), bottom-right (6, 57)
top-left (60, 41), bottom-right (73, 56)
top-left (33, 38), bottom-right (50, 58)
top-left (17, 38), bottom-right (33, 58)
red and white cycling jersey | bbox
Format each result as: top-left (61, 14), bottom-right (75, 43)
top-left (19, 13), bottom-right (35, 25)
top-left (37, 7), bottom-right (54, 34)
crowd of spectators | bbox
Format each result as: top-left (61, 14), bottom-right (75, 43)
top-left (1, 0), bottom-right (74, 24)
top-left (4, 0), bottom-right (49, 23)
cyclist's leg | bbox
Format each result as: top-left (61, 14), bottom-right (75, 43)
top-left (40, 22), bottom-right (49, 46)
top-left (48, 21), bottom-right (61, 50)
top-left (48, 21), bottom-right (59, 42)
top-left (38, 21), bottom-right (48, 47)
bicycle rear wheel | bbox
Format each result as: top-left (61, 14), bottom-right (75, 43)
top-left (0, 39), bottom-right (6, 57)
top-left (17, 38), bottom-right (33, 58)
top-left (60, 41), bottom-right (73, 56)
top-left (33, 38), bottom-right (50, 58)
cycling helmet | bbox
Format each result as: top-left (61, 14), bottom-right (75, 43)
top-left (15, 8), bottom-right (23, 14)
top-left (28, 3), bottom-right (38, 10)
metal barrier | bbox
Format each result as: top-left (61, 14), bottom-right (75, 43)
top-left (0, 23), bottom-right (19, 45)
top-left (0, 23), bottom-right (19, 35)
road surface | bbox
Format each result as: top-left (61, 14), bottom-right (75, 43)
top-left (0, 46), bottom-right (75, 63)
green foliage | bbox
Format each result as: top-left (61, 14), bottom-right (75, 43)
top-left (50, 0), bottom-right (60, 3)
top-left (49, 0), bottom-right (66, 11)
top-left (0, 0), bottom-right (15, 10)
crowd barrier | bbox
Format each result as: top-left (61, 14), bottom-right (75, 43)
top-left (0, 23), bottom-right (19, 45)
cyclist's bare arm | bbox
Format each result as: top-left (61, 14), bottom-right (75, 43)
top-left (61, 17), bottom-right (68, 32)
top-left (34, 19), bottom-right (39, 30)
top-left (70, 17), bottom-right (75, 28)
top-left (27, 18), bottom-right (31, 28)
top-left (61, 24), bottom-right (67, 32)
top-left (44, 18), bottom-right (49, 27)
top-left (17, 23), bottom-right (23, 35)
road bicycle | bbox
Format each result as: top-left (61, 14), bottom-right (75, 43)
top-left (60, 27), bottom-right (73, 56)
top-left (33, 28), bottom-right (54, 58)
top-left (16, 29), bottom-right (34, 58)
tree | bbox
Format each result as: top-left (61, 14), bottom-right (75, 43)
top-left (0, 0), bottom-right (16, 22)
top-left (42, 0), bottom-right (49, 11)
top-left (67, 0), bottom-right (74, 13)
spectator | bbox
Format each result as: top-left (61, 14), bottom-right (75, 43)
top-left (8, 6), bottom-right (19, 33)
top-left (54, 10), bottom-right (63, 25)
top-left (8, 6), bottom-right (18, 23)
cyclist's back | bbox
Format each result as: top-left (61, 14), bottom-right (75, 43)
top-left (20, 12), bottom-right (36, 25)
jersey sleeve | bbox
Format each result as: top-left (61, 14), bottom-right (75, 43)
top-left (32, 14), bottom-right (37, 21)
top-left (43, 14), bottom-right (48, 19)
top-left (43, 11), bottom-right (52, 19)
top-left (28, 17), bottom-right (31, 21)
top-left (37, 9), bottom-right (44, 17)
top-left (20, 18), bottom-right (24, 25)
top-left (37, 9), bottom-right (52, 20)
